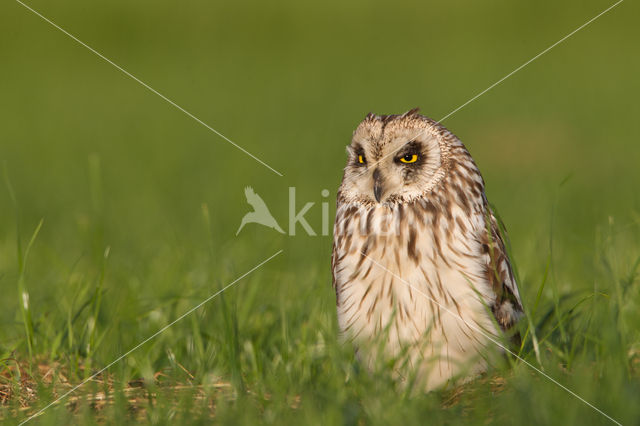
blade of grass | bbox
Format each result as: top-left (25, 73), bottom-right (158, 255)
top-left (16, 219), bottom-right (44, 359)
top-left (4, 164), bottom-right (45, 359)
top-left (88, 246), bottom-right (111, 357)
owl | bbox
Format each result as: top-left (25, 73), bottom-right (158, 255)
top-left (331, 108), bottom-right (523, 391)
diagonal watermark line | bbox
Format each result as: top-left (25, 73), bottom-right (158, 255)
top-left (360, 252), bottom-right (622, 426)
top-left (438, 0), bottom-right (624, 122)
top-left (355, 0), bottom-right (623, 179)
top-left (18, 249), bottom-right (283, 425)
top-left (14, 0), bottom-right (284, 177)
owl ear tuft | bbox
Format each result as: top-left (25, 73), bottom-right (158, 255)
top-left (404, 107), bottom-right (420, 117)
top-left (364, 112), bottom-right (377, 121)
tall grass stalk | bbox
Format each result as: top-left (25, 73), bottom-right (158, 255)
top-left (3, 164), bottom-right (43, 359)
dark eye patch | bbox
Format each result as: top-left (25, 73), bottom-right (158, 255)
top-left (394, 141), bottom-right (425, 165)
top-left (352, 144), bottom-right (366, 166)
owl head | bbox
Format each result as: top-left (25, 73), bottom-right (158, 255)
top-left (339, 108), bottom-right (464, 205)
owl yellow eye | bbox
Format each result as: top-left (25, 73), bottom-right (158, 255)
top-left (400, 154), bottom-right (418, 164)
top-left (358, 154), bottom-right (365, 164)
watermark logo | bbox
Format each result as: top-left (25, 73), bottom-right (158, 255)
top-left (236, 186), bottom-right (406, 237)
top-left (236, 187), bottom-right (333, 236)
top-left (236, 186), bottom-right (285, 235)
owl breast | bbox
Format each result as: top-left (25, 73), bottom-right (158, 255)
top-left (332, 199), bottom-right (500, 390)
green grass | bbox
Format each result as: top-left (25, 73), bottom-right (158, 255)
top-left (1, 0), bottom-right (640, 424)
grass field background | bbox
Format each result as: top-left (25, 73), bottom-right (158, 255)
top-left (1, 0), bottom-right (639, 424)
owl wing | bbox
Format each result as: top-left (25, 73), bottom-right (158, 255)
top-left (480, 206), bottom-right (524, 331)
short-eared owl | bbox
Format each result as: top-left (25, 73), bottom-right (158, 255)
top-left (331, 109), bottom-right (523, 390)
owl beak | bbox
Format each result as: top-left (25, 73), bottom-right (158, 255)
top-left (372, 168), bottom-right (384, 203)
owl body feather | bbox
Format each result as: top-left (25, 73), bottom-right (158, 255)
top-left (331, 110), bottom-right (522, 390)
